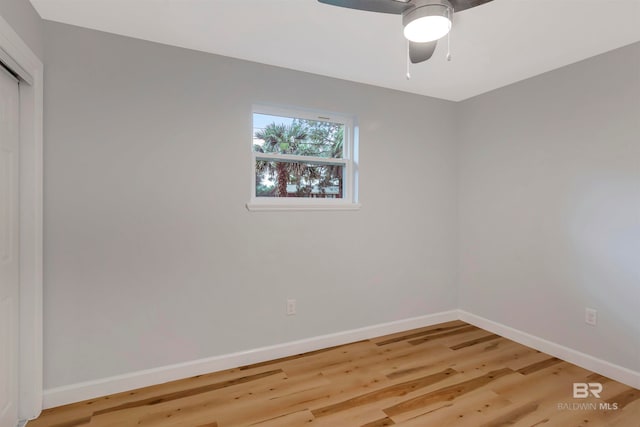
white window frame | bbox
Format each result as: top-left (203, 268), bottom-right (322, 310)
top-left (246, 104), bottom-right (360, 211)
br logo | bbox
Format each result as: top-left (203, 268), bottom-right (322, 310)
top-left (573, 382), bottom-right (603, 398)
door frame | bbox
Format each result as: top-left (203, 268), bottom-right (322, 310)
top-left (0, 15), bottom-right (44, 421)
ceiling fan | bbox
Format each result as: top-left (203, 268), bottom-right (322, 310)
top-left (318, 0), bottom-right (494, 64)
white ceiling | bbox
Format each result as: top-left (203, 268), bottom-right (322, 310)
top-left (30, 0), bottom-right (640, 101)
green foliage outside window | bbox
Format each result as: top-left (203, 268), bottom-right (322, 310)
top-left (254, 118), bottom-right (345, 198)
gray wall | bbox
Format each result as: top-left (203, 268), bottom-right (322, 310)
top-left (0, 0), bottom-right (43, 60)
top-left (42, 18), bottom-right (640, 390)
top-left (458, 43), bottom-right (640, 372)
top-left (43, 22), bottom-right (458, 389)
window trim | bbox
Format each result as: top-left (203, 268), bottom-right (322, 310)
top-left (247, 104), bottom-right (360, 211)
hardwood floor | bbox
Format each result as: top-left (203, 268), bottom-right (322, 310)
top-left (28, 321), bottom-right (639, 426)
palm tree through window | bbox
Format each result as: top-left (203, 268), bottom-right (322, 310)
top-left (252, 108), bottom-right (354, 202)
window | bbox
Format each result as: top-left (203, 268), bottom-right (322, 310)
top-left (247, 105), bottom-right (359, 211)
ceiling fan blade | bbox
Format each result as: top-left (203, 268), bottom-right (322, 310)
top-left (449, 0), bottom-right (493, 13)
top-left (409, 41), bottom-right (437, 64)
top-left (318, 0), bottom-right (412, 14)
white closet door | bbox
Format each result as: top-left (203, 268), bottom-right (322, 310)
top-left (0, 64), bottom-right (20, 427)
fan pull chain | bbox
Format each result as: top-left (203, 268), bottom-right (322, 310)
top-left (446, 27), bottom-right (452, 61)
top-left (406, 40), bottom-right (411, 80)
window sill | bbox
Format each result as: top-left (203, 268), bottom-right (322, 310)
top-left (246, 202), bottom-right (361, 212)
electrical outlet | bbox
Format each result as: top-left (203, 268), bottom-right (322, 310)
top-left (287, 299), bottom-right (296, 316)
top-left (585, 307), bottom-right (597, 326)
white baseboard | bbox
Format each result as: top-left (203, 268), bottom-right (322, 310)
top-left (458, 310), bottom-right (640, 390)
top-left (44, 309), bottom-right (639, 409)
top-left (43, 310), bottom-right (459, 409)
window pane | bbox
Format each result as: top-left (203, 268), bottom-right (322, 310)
top-left (253, 113), bottom-right (344, 159)
top-left (255, 160), bottom-right (343, 198)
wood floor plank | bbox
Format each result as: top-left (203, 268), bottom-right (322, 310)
top-left (92, 369), bottom-right (284, 417)
top-left (406, 325), bottom-right (482, 346)
top-left (383, 368), bottom-right (518, 419)
top-left (247, 409), bottom-right (314, 426)
top-left (605, 399), bottom-right (640, 426)
top-left (449, 339), bottom-right (528, 375)
top-left (382, 338), bottom-right (517, 382)
top-left (516, 356), bottom-right (564, 375)
top-left (360, 416), bottom-right (395, 426)
top-left (395, 389), bottom-right (513, 427)
top-left (311, 368), bottom-right (457, 418)
top-left (607, 388), bottom-right (640, 410)
top-left (449, 333), bottom-right (502, 350)
top-left (374, 322), bottom-right (469, 346)
top-left (28, 321), bottom-right (639, 427)
top-left (477, 401), bottom-right (539, 427)
top-left (379, 344), bottom-right (456, 379)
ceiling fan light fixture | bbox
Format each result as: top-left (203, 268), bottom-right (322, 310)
top-left (403, 0), bottom-right (453, 43)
